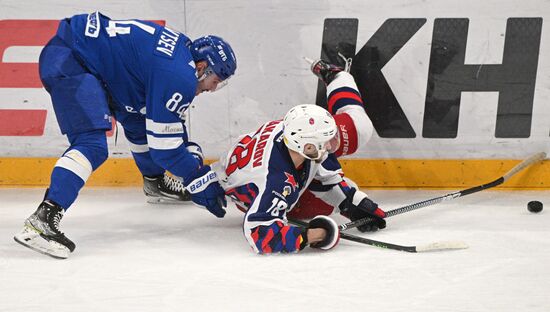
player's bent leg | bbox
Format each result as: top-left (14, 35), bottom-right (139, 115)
top-left (15, 131), bottom-right (108, 259)
top-left (16, 37), bottom-right (112, 258)
top-left (333, 106), bottom-right (374, 157)
top-left (48, 131), bottom-right (109, 207)
top-left (333, 112), bottom-right (359, 157)
top-left (324, 71), bottom-right (374, 157)
top-left (118, 111), bottom-right (194, 204)
top-left (39, 38), bottom-right (111, 210)
top-left (343, 105), bottom-right (374, 146)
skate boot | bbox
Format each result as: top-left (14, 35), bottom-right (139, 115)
top-left (308, 52), bottom-right (353, 85)
top-left (14, 200), bottom-right (75, 259)
top-left (143, 172), bottom-right (192, 204)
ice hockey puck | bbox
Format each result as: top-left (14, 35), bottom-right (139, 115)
top-left (527, 201), bottom-right (543, 213)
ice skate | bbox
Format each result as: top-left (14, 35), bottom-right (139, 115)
top-left (306, 52), bottom-right (353, 85)
top-left (143, 173), bottom-right (192, 204)
top-left (14, 200), bottom-right (75, 259)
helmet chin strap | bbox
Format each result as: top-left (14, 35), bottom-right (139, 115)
top-left (300, 147), bottom-right (327, 161)
top-left (197, 68), bottom-right (211, 82)
top-left (197, 66), bottom-right (228, 92)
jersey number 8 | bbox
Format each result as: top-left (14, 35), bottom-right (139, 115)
top-left (165, 92), bottom-right (188, 120)
top-left (226, 135), bottom-right (256, 176)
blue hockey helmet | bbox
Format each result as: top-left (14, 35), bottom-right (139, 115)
top-left (190, 35), bottom-right (237, 81)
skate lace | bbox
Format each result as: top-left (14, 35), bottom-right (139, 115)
top-left (304, 55), bottom-right (352, 73)
top-left (49, 209), bottom-right (63, 234)
top-left (53, 213), bottom-right (61, 230)
top-left (163, 174), bottom-right (185, 193)
top-left (337, 52), bottom-right (352, 72)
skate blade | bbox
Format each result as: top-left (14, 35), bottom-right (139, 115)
top-left (14, 226), bottom-right (70, 259)
top-left (146, 196), bottom-right (190, 205)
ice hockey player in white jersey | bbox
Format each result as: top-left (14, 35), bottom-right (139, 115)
top-left (214, 104), bottom-right (387, 253)
top-left (288, 58), bottom-right (384, 233)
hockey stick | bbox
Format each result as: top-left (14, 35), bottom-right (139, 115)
top-left (288, 218), bottom-right (467, 253)
top-left (340, 152), bottom-right (547, 231)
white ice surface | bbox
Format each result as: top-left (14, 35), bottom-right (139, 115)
top-left (1, 188), bottom-right (550, 312)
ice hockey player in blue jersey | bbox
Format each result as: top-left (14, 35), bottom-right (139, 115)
top-left (213, 104), bottom-right (387, 254)
top-left (13, 12), bottom-right (237, 259)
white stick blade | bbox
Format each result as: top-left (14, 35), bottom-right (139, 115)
top-left (303, 57), bottom-right (315, 65)
top-left (503, 152), bottom-right (547, 181)
top-left (416, 240), bottom-right (469, 252)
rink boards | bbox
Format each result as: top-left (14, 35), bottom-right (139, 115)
top-left (0, 1), bottom-right (549, 187)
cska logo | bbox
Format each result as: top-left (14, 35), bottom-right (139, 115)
top-left (284, 172), bottom-right (298, 191)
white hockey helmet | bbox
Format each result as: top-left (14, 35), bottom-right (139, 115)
top-left (282, 104), bottom-right (340, 160)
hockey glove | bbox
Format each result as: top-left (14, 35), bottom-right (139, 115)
top-left (307, 216), bottom-right (340, 250)
top-left (340, 188), bottom-right (387, 232)
top-left (184, 165), bottom-right (227, 218)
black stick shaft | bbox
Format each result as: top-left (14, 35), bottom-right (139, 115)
top-left (288, 218), bottom-right (417, 252)
top-left (339, 232), bottom-right (417, 252)
top-left (340, 152), bottom-right (546, 231)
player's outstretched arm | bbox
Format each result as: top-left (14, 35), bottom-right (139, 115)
top-left (339, 187), bottom-right (387, 232)
top-left (244, 216), bottom-right (340, 254)
top-left (246, 221), bottom-right (308, 254)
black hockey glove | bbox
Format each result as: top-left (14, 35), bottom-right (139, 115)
top-left (339, 188), bottom-right (387, 232)
top-left (307, 216), bottom-right (340, 250)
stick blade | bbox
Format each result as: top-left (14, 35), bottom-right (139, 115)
top-left (503, 151), bottom-right (547, 181)
top-left (303, 56), bottom-right (315, 65)
top-left (415, 240), bottom-right (469, 252)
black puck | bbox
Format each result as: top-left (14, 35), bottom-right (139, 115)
top-left (528, 201), bottom-right (543, 213)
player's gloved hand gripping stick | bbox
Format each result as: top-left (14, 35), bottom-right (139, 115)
top-left (340, 152), bottom-right (547, 231)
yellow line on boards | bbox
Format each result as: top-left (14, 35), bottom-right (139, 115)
top-left (0, 158), bottom-right (142, 187)
top-left (0, 157), bottom-right (547, 189)
top-left (338, 158), bottom-right (548, 189)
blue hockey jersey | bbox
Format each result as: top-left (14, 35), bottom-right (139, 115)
top-left (59, 12), bottom-right (200, 180)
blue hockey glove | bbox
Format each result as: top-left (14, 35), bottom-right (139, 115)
top-left (184, 165), bottom-right (227, 218)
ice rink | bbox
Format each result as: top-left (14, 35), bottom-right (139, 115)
top-left (1, 188), bottom-right (550, 312)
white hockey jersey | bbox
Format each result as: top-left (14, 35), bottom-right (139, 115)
top-left (213, 119), bottom-right (345, 253)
